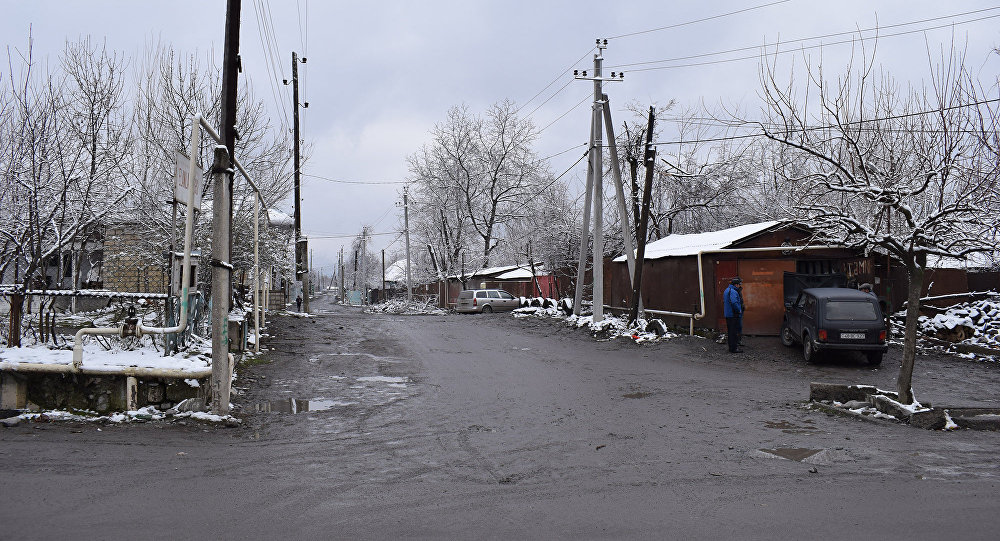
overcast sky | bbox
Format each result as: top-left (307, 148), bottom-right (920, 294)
top-left (4, 1), bottom-right (999, 273)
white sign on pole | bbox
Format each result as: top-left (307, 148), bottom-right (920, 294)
top-left (174, 151), bottom-right (205, 208)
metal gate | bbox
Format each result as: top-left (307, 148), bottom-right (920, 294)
top-left (715, 259), bottom-right (796, 335)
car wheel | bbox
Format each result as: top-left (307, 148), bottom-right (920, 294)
top-left (802, 335), bottom-right (819, 363)
top-left (481, 305), bottom-right (493, 313)
top-left (866, 351), bottom-right (883, 366)
top-left (780, 322), bottom-right (795, 347)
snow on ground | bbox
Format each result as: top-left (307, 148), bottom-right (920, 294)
top-left (366, 299), bottom-right (447, 315)
top-left (513, 301), bottom-right (678, 342)
top-left (905, 296), bottom-right (1000, 358)
top-left (15, 406), bottom-right (239, 425)
top-left (0, 334), bottom-right (212, 375)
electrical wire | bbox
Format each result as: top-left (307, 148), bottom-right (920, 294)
top-left (649, 96), bottom-right (1000, 146)
top-left (517, 46), bottom-right (598, 116)
top-left (303, 173), bottom-right (408, 185)
top-left (607, 0), bottom-right (793, 40)
top-left (618, 13), bottom-right (1000, 73)
top-left (538, 92), bottom-right (592, 133)
top-left (252, 0), bottom-right (291, 132)
top-left (305, 230), bottom-right (402, 239)
top-left (608, 6), bottom-right (1000, 71)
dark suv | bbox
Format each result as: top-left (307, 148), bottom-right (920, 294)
top-left (780, 288), bottom-right (888, 365)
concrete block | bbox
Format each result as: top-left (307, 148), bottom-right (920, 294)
top-left (1, 373), bottom-right (27, 409)
top-left (809, 382), bottom-right (878, 403)
top-left (909, 408), bottom-right (947, 430)
top-left (869, 394), bottom-right (909, 420)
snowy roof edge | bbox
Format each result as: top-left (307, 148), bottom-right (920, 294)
top-left (612, 221), bottom-right (783, 262)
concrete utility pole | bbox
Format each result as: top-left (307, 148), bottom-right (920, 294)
top-left (210, 0), bottom-right (241, 416)
top-left (602, 95), bottom-right (638, 299)
top-left (291, 51), bottom-right (309, 313)
top-left (572, 39), bottom-right (623, 322)
top-left (403, 188), bottom-right (412, 302)
top-left (592, 46), bottom-right (604, 324)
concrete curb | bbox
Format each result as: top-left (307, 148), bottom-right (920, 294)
top-left (808, 382), bottom-right (1000, 431)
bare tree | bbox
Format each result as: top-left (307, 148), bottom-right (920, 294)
top-left (408, 100), bottom-right (553, 270)
top-left (757, 42), bottom-right (999, 403)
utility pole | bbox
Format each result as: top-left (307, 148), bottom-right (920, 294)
top-left (210, 0), bottom-right (241, 416)
top-left (290, 51), bottom-right (309, 313)
top-left (381, 249), bottom-right (386, 302)
top-left (592, 44), bottom-right (604, 324)
top-left (403, 188), bottom-right (412, 302)
top-left (629, 106), bottom-right (656, 325)
top-left (572, 39), bottom-right (623, 321)
top-left (339, 247), bottom-right (344, 303)
top-left (602, 95), bottom-right (638, 305)
top-left (361, 232), bottom-right (367, 305)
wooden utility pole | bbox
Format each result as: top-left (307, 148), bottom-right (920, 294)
top-left (210, 0), bottom-right (241, 415)
top-left (629, 106), bottom-right (656, 325)
top-left (403, 188), bottom-right (412, 302)
top-left (291, 51), bottom-right (309, 313)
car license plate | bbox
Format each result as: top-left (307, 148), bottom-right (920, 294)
top-left (840, 332), bottom-right (866, 340)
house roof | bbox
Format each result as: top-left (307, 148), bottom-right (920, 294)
top-left (447, 264), bottom-right (546, 280)
top-left (267, 209), bottom-right (294, 227)
top-left (613, 221), bottom-right (782, 262)
top-left (927, 252), bottom-right (998, 270)
top-left (384, 259), bottom-right (407, 282)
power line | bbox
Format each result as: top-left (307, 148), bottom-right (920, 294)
top-left (517, 46), bottom-right (597, 115)
top-left (616, 13), bottom-right (1000, 73)
top-left (305, 230), bottom-right (401, 240)
top-left (610, 6), bottom-right (1000, 71)
top-left (303, 173), bottom-right (408, 185)
top-left (538, 92), bottom-right (592, 133)
top-left (523, 149), bottom-right (590, 207)
top-left (607, 0), bottom-right (793, 40)
top-left (649, 96), bottom-right (1000, 146)
top-left (252, 0), bottom-right (291, 132)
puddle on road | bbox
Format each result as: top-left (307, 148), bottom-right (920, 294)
top-left (759, 447), bottom-right (823, 461)
top-left (623, 391), bottom-right (652, 399)
top-left (256, 398), bottom-right (357, 413)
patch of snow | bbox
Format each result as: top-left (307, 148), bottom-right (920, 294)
top-left (358, 376), bottom-right (409, 384)
top-left (942, 410), bottom-right (959, 431)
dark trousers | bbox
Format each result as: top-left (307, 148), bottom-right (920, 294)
top-left (726, 316), bottom-right (742, 352)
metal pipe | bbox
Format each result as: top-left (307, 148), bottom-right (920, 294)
top-left (138, 115), bottom-right (203, 339)
top-left (71, 115), bottom-right (203, 368)
top-left (0, 360), bottom-right (211, 379)
top-left (253, 195), bottom-right (261, 353)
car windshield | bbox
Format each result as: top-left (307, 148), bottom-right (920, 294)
top-left (825, 301), bottom-right (878, 321)
top-left (458, 291), bottom-right (473, 299)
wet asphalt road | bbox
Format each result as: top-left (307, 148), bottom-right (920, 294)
top-left (2, 293), bottom-right (999, 539)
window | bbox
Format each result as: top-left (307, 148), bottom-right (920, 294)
top-left (488, 290), bottom-right (501, 299)
top-left (804, 296), bottom-right (817, 317)
top-left (826, 301), bottom-right (878, 321)
top-left (499, 291), bottom-right (514, 300)
top-left (476, 291), bottom-right (488, 299)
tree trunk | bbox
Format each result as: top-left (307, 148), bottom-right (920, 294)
top-left (897, 261), bottom-right (925, 404)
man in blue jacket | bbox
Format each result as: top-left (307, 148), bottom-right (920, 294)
top-left (723, 277), bottom-right (744, 353)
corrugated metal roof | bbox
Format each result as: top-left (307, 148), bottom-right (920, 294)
top-left (613, 221), bottom-right (781, 262)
